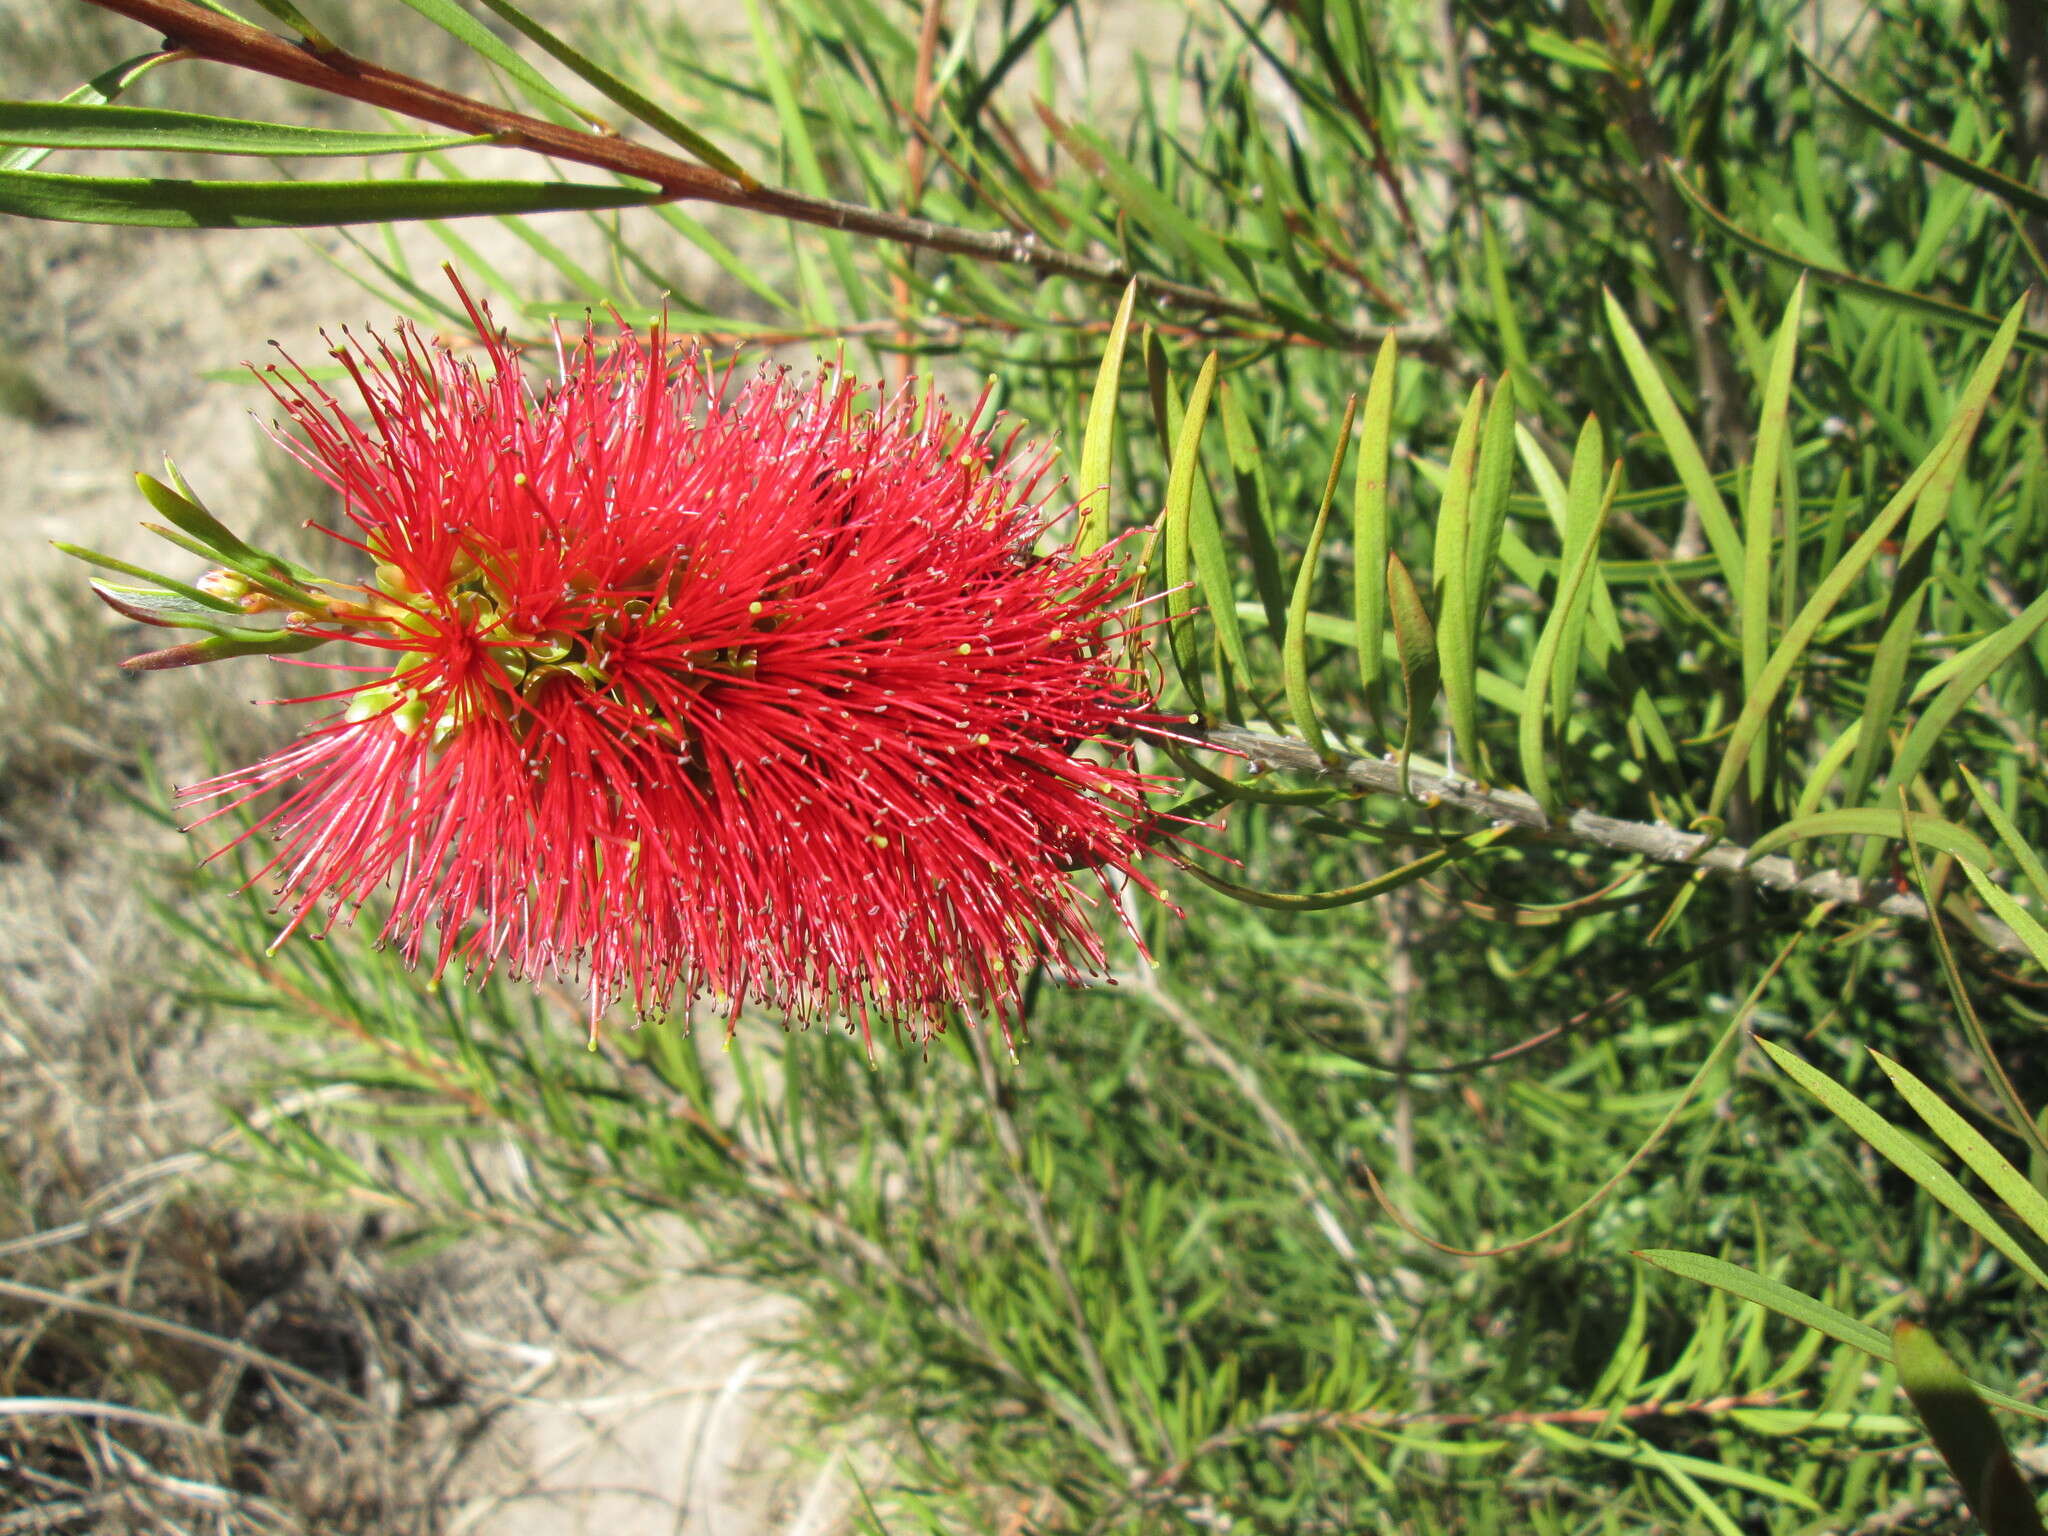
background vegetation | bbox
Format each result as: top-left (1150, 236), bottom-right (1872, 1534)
top-left (8, 0), bottom-right (2048, 1530)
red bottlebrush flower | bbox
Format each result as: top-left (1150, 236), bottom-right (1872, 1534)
top-left (191, 287), bottom-right (1171, 1044)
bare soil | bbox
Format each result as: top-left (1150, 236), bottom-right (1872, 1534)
top-left (0, 5), bottom-right (843, 1530)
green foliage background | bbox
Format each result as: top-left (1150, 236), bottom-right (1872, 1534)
top-left (12, 0), bottom-right (2048, 1529)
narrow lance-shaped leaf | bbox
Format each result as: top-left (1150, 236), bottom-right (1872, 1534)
top-left (1220, 378), bottom-right (1287, 641)
top-left (2, 53), bottom-right (187, 175)
top-left (1742, 278), bottom-right (1803, 800)
top-left (1185, 445), bottom-right (1257, 697)
top-left (134, 467), bottom-right (277, 576)
top-left (1352, 334), bottom-right (1397, 724)
top-left (54, 541), bottom-right (243, 615)
top-left (1433, 381), bottom-right (1485, 778)
top-left (1847, 320), bottom-right (1999, 849)
top-left (1161, 353), bottom-right (1221, 708)
top-left (1962, 765), bottom-right (2048, 910)
top-left (0, 169), bottom-right (668, 229)
top-left (1464, 372), bottom-right (1517, 651)
top-left (391, 0), bottom-right (603, 128)
top-left (1285, 394), bottom-right (1357, 758)
top-left (0, 101), bottom-right (497, 158)
top-left (240, 0), bottom-right (342, 51)
top-left (1894, 1321), bottom-right (2047, 1536)
top-left (465, 0), bottom-right (752, 183)
top-left (125, 627), bottom-right (329, 672)
top-left (1879, 586), bottom-right (2048, 815)
top-left (1962, 864), bottom-right (2048, 974)
top-left (90, 580), bottom-right (239, 629)
top-left (1552, 417), bottom-right (1607, 736)
top-left (1519, 444), bottom-right (1618, 818)
top-left (1870, 1047), bottom-right (2048, 1251)
top-left (1756, 1038), bottom-right (2048, 1292)
top-left (1185, 826), bottom-right (1512, 911)
top-left (1386, 551), bottom-right (1437, 798)
top-left (1707, 298), bottom-right (2025, 818)
top-left (1074, 280), bottom-right (1139, 559)
top-left (1796, 38), bottom-right (2048, 222)
top-left (1635, 1251), bottom-right (1897, 1363)
top-left (1604, 289), bottom-right (1745, 592)
top-left (1900, 807), bottom-right (2048, 1167)
top-left (1742, 808), bottom-right (1995, 871)
top-left (1671, 173), bottom-right (2048, 352)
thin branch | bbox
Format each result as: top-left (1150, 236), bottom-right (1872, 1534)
top-left (0, 1279), bottom-right (364, 1412)
top-left (1585, 0), bottom-right (1746, 552)
top-left (1197, 726), bottom-right (2027, 954)
top-left (1137, 1390), bottom-right (1794, 1495)
top-left (599, 1048), bottom-right (1138, 1472)
top-left (966, 1025), bottom-right (1140, 1471)
top-left (74, 0), bottom-right (1437, 355)
top-left (1129, 968), bottom-right (1404, 1349)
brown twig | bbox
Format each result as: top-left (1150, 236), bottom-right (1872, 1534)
top-left (73, 0), bottom-right (1436, 356)
top-left (889, 0), bottom-right (948, 392)
top-left (1130, 969), bottom-right (1404, 1349)
top-left (1140, 1390), bottom-right (1793, 1493)
top-left (1585, 0), bottom-right (1746, 553)
top-left (967, 1025), bottom-right (1141, 1471)
top-left (1197, 726), bottom-right (2027, 953)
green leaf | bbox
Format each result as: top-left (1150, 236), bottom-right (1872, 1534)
top-left (1603, 289), bottom-right (1744, 593)
top-left (1352, 334), bottom-right (1397, 721)
top-left (133, 469), bottom-right (273, 575)
top-left (1894, 1321), bottom-right (2047, 1536)
top-left (1672, 174), bottom-right (2048, 353)
top-left (1797, 39), bottom-right (2048, 222)
top-left (1514, 27), bottom-right (1615, 73)
top-left (1741, 278), bottom-right (1802, 798)
top-left (1634, 1250), bottom-right (1894, 1360)
top-left (1757, 1039), bottom-right (2048, 1292)
top-left (1074, 280), bottom-right (1139, 559)
top-left (2, 53), bottom-right (182, 174)
top-left (1386, 552), bottom-right (1437, 795)
top-left (1552, 418), bottom-right (1608, 736)
top-left (1742, 808), bottom-right (1995, 871)
top-left (1183, 826), bottom-right (1511, 911)
top-left (1220, 378), bottom-right (1287, 642)
top-left (125, 626), bottom-right (327, 671)
top-left (1285, 394), bottom-right (1355, 757)
top-left (741, 0), bottom-right (859, 321)
top-left (1464, 373), bottom-right (1517, 645)
top-left (1518, 426), bottom-right (1616, 818)
top-left (1052, 118), bottom-right (1242, 282)
top-left (1963, 765), bottom-right (2048, 910)
top-left (463, 0), bottom-right (751, 183)
top-left (243, 0), bottom-right (341, 51)
top-left (1186, 453), bottom-right (1256, 698)
top-left (1869, 1048), bottom-right (2048, 1253)
top-left (1881, 585), bottom-right (2048, 806)
top-left (1432, 381), bottom-right (1485, 777)
top-left (1161, 352), bottom-right (1221, 707)
top-left (0, 169), bottom-right (666, 228)
top-left (0, 101), bottom-right (495, 158)
top-left (1707, 300), bottom-right (2024, 817)
top-left (1961, 865), bottom-right (2048, 973)
top-left (89, 580), bottom-right (242, 629)
top-left (390, 0), bottom-right (601, 127)
top-left (54, 542), bottom-right (244, 614)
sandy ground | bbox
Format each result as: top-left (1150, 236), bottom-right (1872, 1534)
top-left (0, 6), bottom-right (851, 1531)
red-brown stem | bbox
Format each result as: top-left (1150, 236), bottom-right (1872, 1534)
top-left (888, 0), bottom-right (947, 392)
top-left (75, 0), bottom-right (1432, 353)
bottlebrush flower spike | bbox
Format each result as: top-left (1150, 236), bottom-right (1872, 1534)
top-left (173, 282), bottom-right (1173, 1045)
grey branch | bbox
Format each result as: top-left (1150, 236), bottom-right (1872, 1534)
top-left (1199, 727), bottom-right (2026, 956)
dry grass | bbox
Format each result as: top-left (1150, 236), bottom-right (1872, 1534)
top-left (0, 2), bottom-right (842, 1526)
